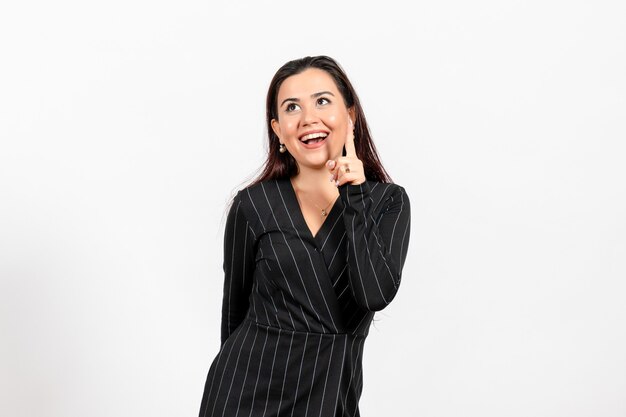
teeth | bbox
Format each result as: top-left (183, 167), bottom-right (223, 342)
top-left (300, 132), bottom-right (328, 141)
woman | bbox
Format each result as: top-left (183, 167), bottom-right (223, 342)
top-left (199, 55), bottom-right (411, 417)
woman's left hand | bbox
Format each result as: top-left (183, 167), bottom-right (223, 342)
top-left (326, 118), bottom-right (366, 187)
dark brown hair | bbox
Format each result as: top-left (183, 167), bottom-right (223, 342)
top-left (241, 55), bottom-right (393, 189)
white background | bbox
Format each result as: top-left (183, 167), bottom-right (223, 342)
top-left (1, 1), bottom-right (625, 416)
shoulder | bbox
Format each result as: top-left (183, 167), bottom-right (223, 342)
top-left (229, 179), bottom-right (285, 236)
top-left (234, 179), bottom-right (280, 205)
top-left (230, 179), bottom-right (285, 224)
top-left (226, 181), bottom-right (275, 235)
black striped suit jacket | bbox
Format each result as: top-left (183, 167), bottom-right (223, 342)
top-left (199, 177), bottom-right (411, 417)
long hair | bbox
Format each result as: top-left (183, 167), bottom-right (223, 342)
top-left (226, 56), bottom-right (393, 213)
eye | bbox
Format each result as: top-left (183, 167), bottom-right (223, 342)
top-left (317, 97), bottom-right (330, 106)
top-left (285, 102), bottom-right (300, 112)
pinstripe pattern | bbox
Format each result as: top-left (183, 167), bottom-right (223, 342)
top-left (199, 178), bottom-right (411, 417)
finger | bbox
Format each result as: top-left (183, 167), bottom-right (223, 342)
top-left (326, 159), bottom-right (336, 180)
top-left (344, 118), bottom-right (356, 158)
top-left (332, 161), bottom-right (342, 181)
top-left (329, 154), bottom-right (354, 181)
top-left (329, 156), bottom-right (348, 181)
top-left (333, 160), bottom-right (351, 183)
top-left (335, 170), bottom-right (355, 187)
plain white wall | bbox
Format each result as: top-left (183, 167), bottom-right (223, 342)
top-left (1, 1), bottom-right (625, 416)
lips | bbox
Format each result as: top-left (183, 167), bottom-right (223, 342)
top-left (299, 130), bottom-right (329, 142)
top-left (299, 131), bottom-right (329, 149)
top-left (298, 130), bottom-right (329, 149)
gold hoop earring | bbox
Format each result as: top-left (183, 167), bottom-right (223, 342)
top-left (279, 143), bottom-right (286, 153)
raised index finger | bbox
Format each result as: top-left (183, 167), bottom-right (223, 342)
top-left (344, 118), bottom-right (356, 157)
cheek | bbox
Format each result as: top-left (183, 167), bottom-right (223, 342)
top-left (327, 114), bottom-right (345, 131)
top-left (284, 120), bottom-right (298, 134)
top-left (328, 115), bottom-right (345, 138)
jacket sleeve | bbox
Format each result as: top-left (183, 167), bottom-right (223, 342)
top-left (220, 190), bottom-right (256, 346)
top-left (339, 181), bottom-right (411, 311)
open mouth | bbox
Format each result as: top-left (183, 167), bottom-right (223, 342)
top-left (299, 131), bottom-right (329, 145)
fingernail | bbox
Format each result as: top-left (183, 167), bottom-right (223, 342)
top-left (335, 180), bottom-right (339, 186)
top-left (330, 174), bottom-right (334, 182)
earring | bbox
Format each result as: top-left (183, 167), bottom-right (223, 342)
top-left (279, 143), bottom-right (286, 153)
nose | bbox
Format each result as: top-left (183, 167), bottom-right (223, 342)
top-left (300, 105), bottom-right (320, 126)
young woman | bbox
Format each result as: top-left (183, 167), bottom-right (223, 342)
top-left (199, 55), bottom-right (411, 417)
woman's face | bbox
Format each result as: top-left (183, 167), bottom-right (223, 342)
top-left (271, 68), bottom-right (355, 170)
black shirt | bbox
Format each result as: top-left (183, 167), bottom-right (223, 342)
top-left (199, 178), bottom-right (411, 417)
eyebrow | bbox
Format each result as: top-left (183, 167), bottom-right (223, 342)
top-left (280, 91), bottom-right (335, 108)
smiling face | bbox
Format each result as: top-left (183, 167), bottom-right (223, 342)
top-left (271, 68), bottom-right (355, 170)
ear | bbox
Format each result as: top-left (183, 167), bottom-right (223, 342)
top-left (348, 106), bottom-right (356, 125)
top-left (271, 118), bottom-right (282, 140)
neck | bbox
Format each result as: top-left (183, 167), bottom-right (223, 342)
top-left (291, 164), bottom-right (337, 195)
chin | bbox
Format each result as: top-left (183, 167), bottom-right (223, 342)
top-left (298, 155), bottom-right (329, 168)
